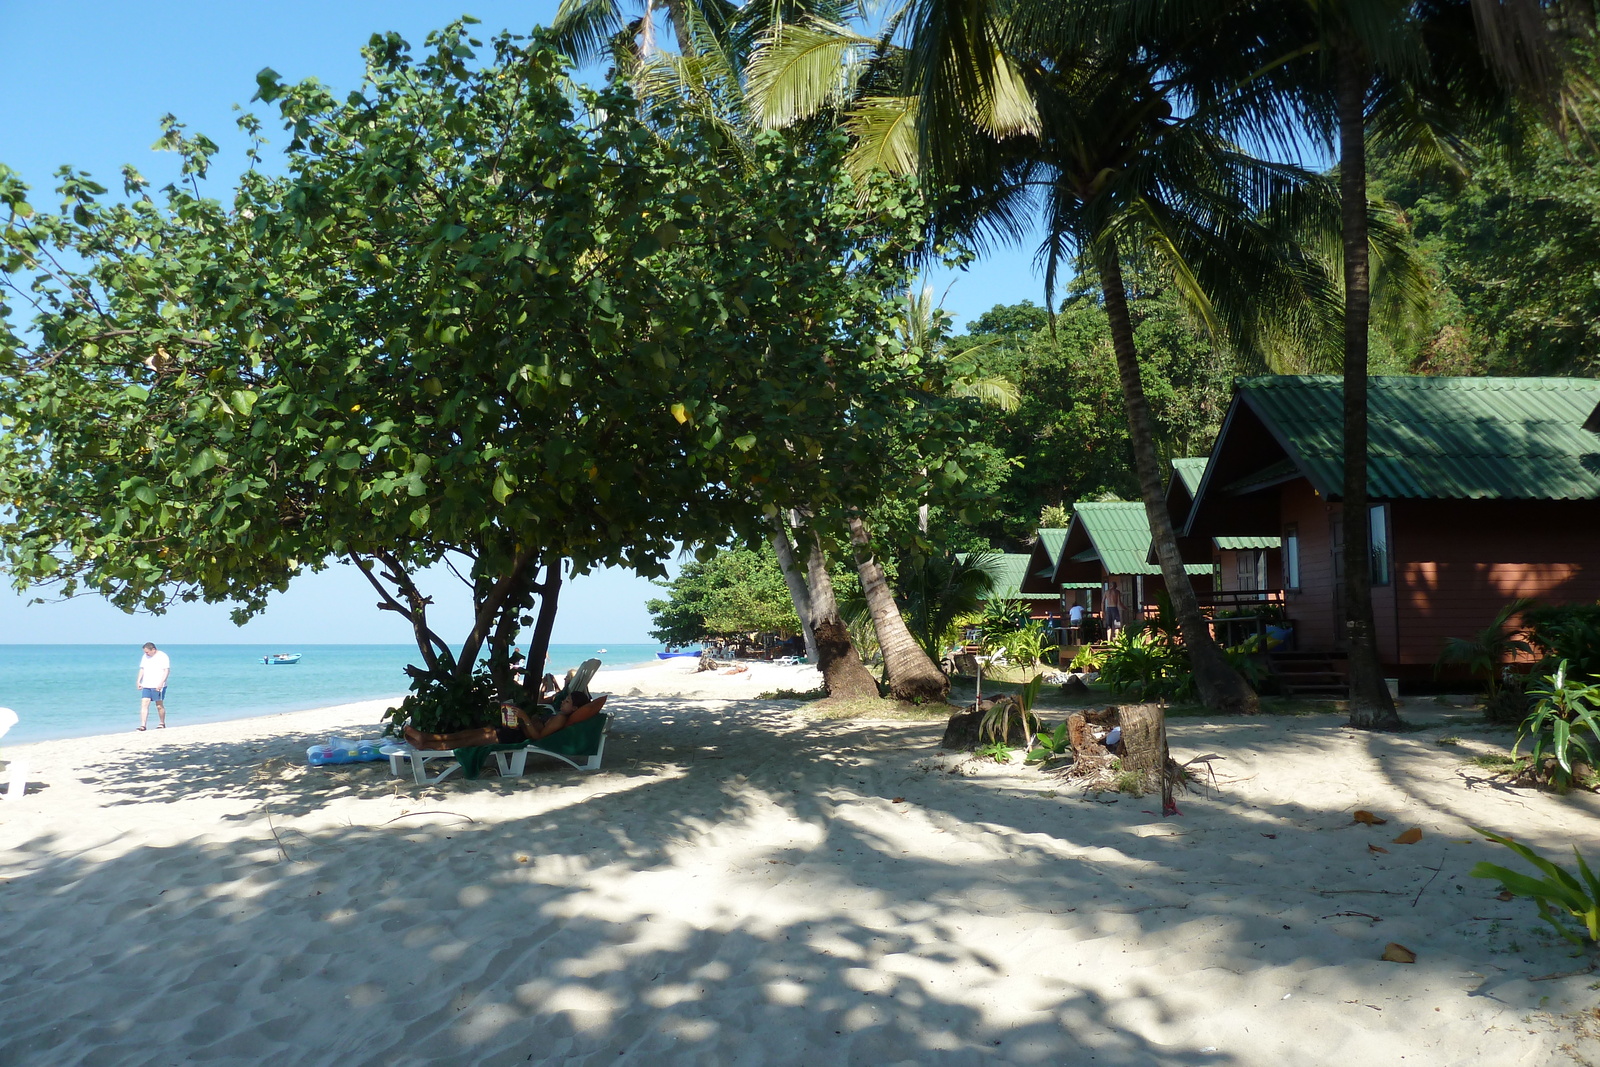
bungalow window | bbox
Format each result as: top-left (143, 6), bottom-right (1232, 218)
top-left (1284, 525), bottom-right (1300, 591)
top-left (1369, 504), bottom-right (1391, 586)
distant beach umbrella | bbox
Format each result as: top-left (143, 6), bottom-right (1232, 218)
top-left (0, 707), bottom-right (15, 741)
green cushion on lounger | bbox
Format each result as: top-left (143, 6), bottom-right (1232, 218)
top-left (454, 713), bottom-right (610, 779)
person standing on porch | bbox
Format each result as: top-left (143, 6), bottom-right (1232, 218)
top-left (1104, 581), bottom-right (1124, 638)
top-left (136, 642), bottom-right (170, 731)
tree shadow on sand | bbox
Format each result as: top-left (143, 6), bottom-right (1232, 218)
top-left (2, 698), bottom-right (1596, 1065)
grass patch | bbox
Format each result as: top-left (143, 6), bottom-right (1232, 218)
top-left (1468, 753), bottom-right (1528, 774)
top-left (1164, 696), bottom-right (1342, 718)
top-left (759, 687), bottom-right (828, 701)
top-left (1436, 735), bottom-right (1463, 746)
top-left (805, 695), bottom-right (953, 721)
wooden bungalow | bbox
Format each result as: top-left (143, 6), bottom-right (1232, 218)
top-left (1164, 457), bottom-right (1283, 606)
top-left (981, 553), bottom-right (1064, 618)
top-left (1047, 502), bottom-right (1212, 627)
top-left (1183, 375), bottom-right (1600, 679)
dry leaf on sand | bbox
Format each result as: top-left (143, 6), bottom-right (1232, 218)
top-left (1353, 810), bottom-right (1387, 826)
top-left (1496, 890), bottom-right (1514, 901)
top-left (1392, 828), bottom-right (1423, 845)
top-left (1368, 843), bottom-right (1390, 854)
top-left (1381, 943), bottom-right (1417, 964)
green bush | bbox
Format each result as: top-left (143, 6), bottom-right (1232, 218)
top-left (1070, 645), bottom-right (1106, 672)
top-left (382, 668), bottom-right (498, 737)
top-left (1525, 602), bottom-right (1600, 680)
top-left (1098, 630), bottom-right (1194, 702)
top-left (999, 619), bottom-right (1048, 667)
top-left (1516, 661), bottom-right (1600, 793)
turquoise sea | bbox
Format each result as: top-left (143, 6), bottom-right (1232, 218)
top-left (0, 643), bottom-right (663, 745)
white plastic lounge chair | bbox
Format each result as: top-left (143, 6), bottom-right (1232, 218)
top-left (0, 707), bottom-right (24, 800)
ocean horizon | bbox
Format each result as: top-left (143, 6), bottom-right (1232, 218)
top-left (0, 643), bottom-right (664, 745)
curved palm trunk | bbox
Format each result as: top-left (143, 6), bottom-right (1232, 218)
top-left (1336, 42), bottom-right (1401, 730)
top-left (805, 530), bottom-right (879, 700)
top-left (1098, 244), bottom-right (1258, 714)
top-left (847, 514), bottom-right (949, 702)
top-left (769, 514), bottom-right (820, 664)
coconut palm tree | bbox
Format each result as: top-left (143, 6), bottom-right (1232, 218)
top-left (1052, 0), bottom-right (1590, 728)
top-left (749, 8), bottom-right (1353, 713)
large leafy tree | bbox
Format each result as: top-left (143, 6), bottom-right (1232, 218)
top-left (0, 24), bottom-right (936, 715)
top-left (953, 289), bottom-right (1241, 546)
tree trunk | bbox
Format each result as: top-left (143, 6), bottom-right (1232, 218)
top-left (846, 514), bottom-right (949, 702)
top-left (769, 514), bottom-right (820, 664)
top-left (1336, 41), bottom-right (1401, 730)
top-left (523, 560), bottom-right (563, 698)
top-left (1067, 704), bottom-right (1181, 814)
top-left (805, 531), bottom-right (879, 700)
top-left (1098, 245), bottom-right (1259, 714)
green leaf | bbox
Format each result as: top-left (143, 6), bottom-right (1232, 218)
top-left (409, 504), bottom-right (430, 529)
top-left (132, 485), bottom-right (157, 506)
top-left (491, 474), bottom-right (511, 504)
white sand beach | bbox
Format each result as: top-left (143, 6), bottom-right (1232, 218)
top-left (3, 660), bottom-right (1599, 1066)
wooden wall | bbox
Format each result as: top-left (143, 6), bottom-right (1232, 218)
top-left (1392, 499), bottom-right (1600, 666)
top-left (1280, 479), bottom-right (1337, 652)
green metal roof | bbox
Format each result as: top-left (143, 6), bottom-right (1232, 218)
top-left (1035, 528), bottom-right (1069, 568)
top-left (1072, 502), bottom-right (1211, 577)
top-left (1171, 457), bottom-right (1208, 498)
top-left (1238, 375), bottom-right (1600, 501)
top-left (959, 552), bottom-right (1059, 601)
top-left (1215, 536), bottom-right (1281, 551)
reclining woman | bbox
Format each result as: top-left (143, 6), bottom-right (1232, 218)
top-left (403, 690), bottom-right (607, 751)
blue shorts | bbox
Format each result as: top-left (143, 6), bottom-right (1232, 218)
top-left (140, 687), bottom-right (166, 701)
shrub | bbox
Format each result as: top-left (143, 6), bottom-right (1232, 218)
top-left (999, 619), bottom-right (1048, 667)
top-left (1098, 629), bottom-right (1194, 702)
top-left (382, 668), bottom-right (498, 737)
top-left (1471, 827), bottom-right (1600, 944)
top-left (1516, 661), bottom-right (1600, 793)
top-left (1525, 602), bottom-right (1600, 680)
top-left (1070, 645), bottom-right (1107, 672)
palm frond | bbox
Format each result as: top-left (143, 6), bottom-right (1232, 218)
top-left (747, 20), bottom-right (877, 128)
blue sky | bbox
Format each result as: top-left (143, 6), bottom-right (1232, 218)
top-left (0, 1), bottom-right (1044, 645)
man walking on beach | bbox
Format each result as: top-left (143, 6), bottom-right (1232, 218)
top-left (136, 642), bottom-right (170, 731)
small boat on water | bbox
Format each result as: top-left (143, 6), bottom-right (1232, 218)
top-left (656, 649), bottom-right (703, 660)
top-left (263, 653), bottom-right (302, 666)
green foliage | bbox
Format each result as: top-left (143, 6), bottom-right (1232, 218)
top-left (1069, 645), bottom-right (1107, 672)
top-left (1370, 81), bottom-right (1600, 377)
top-left (898, 549), bottom-right (1003, 663)
top-left (1471, 827), bottom-right (1600, 945)
top-left (1220, 646), bottom-right (1266, 693)
top-left (1026, 720), bottom-right (1070, 764)
top-left (0, 25), bottom-right (942, 695)
top-left (977, 599), bottom-right (1030, 647)
top-left (646, 545), bottom-right (816, 647)
top-left (998, 618), bottom-right (1048, 668)
top-left (979, 675), bottom-right (1043, 748)
top-left (974, 740), bottom-right (1014, 763)
top-left (1516, 662), bottom-right (1600, 793)
top-left (953, 291), bottom-right (1240, 544)
top-left (1099, 629), bottom-right (1194, 703)
top-left (1438, 598), bottom-right (1536, 696)
top-left (383, 667), bottom-right (497, 737)
top-left (1525, 603), bottom-right (1600, 682)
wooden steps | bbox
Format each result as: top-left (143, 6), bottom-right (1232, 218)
top-left (1268, 650), bottom-right (1349, 698)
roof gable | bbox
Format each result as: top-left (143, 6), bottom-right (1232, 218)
top-left (1018, 528), bottom-right (1070, 593)
top-left (1239, 375), bottom-right (1600, 501)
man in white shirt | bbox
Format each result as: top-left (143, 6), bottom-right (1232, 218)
top-left (136, 642), bottom-right (171, 731)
